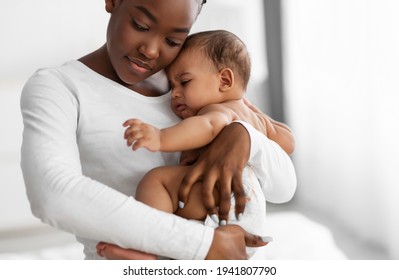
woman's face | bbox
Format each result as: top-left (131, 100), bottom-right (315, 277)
top-left (105, 0), bottom-right (200, 86)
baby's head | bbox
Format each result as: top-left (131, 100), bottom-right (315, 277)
top-left (179, 30), bottom-right (251, 90)
top-left (166, 30), bottom-right (251, 118)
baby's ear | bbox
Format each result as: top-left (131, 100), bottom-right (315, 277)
top-left (219, 68), bottom-right (234, 92)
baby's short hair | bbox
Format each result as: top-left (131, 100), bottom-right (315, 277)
top-left (180, 30), bottom-right (251, 90)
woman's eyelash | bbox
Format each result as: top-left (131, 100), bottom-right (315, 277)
top-left (131, 17), bottom-right (181, 48)
top-left (166, 38), bottom-right (181, 47)
top-left (131, 18), bottom-right (149, 31)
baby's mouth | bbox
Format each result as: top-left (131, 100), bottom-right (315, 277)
top-left (175, 103), bottom-right (187, 112)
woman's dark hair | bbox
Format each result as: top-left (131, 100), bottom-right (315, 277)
top-left (198, 0), bottom-right (207, 14)
top-left (180, 30), bottom-right (251, 90)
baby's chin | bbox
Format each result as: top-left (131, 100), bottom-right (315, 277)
top-left (180, 110), bottom-right (196, 119)
top-left (173, 108), bottom-right (195, 119)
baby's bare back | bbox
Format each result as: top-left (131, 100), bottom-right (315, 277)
top-left (223, 99), bottom-right (267, 135)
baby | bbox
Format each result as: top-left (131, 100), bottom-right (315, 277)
top-left (100, 30), bottom-right (295, 259)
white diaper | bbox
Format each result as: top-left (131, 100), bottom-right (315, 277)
top-left (204, 165), bottom-right (268, 258)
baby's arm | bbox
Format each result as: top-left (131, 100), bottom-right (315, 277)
top-left (124, 106), bottom-right (231, 152)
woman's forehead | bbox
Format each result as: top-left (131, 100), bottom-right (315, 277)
top-left (126, 0), bottom-right (201, 26)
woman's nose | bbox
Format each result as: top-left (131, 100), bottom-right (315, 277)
top-left (138, 39), bottom-right (160, 60)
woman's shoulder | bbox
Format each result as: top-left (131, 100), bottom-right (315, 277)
top-left (23, 61), bottom-right (78, 89)
top-left (21, 61), bottom-right (88, 104)
top-left (23, 60), bottom-right (109, 95)
top-left (28, 60), bottom-right (89, 81)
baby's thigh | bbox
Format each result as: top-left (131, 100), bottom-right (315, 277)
top-left (151, 165), bottom-right (213, 220)
top-left (175, 179), bottom-right (212, 221)
top-left (137, 165), bottom-right (190, 205)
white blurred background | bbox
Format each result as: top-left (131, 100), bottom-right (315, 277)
top-left (281, 0), bottom-right (399, 259)
top-left (0, 0), bottom-right (398, 259)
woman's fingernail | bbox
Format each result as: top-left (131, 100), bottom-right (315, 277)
top-left (237, 213), bottom-right (243, 221)
top-left (178, 201), bottom-right (185, 209)
top-left (261, 236), bottom-right (274, 242)
top-left (219, 220), bottom-right (227, 226)
top-left (210, 214), bottom-right (219, 224)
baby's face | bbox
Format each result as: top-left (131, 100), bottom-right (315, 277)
top-left (166, 49), bottom-right (223, 119)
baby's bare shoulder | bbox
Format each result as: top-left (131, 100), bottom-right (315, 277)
top-left (198, 103), bottom-right (230, 115)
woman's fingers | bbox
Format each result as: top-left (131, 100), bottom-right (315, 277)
top-left (206, 225), bottom-right (245, 260)
top-left (206, 225), bottom-right (270, 259)
top-left (243, 231), bottom-right (270, 248)
top-left (201, 169), bottom-right (219, 223)
top-left (214, 173), bottom-right (231, 226)
top-left (179, 148), bottom-right (202, 165)
top-left (231, 171), bottom-right (246, 220)
top-left (178, 162), bottom-right (204, 209)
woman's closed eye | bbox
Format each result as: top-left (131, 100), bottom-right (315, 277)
top-left (165, 38), bottom-right (182, 48)
top-left (131, 18), bottom-right (149, 32)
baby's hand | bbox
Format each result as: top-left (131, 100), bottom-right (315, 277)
top-left (123, 119), bottom-right (161, 152)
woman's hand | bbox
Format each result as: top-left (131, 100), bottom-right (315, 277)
top-left (179, 147), bottom-right (204, 165)
top-left (206, 225), bottom-right (269, 259)
top-left (178, 122), bottom-right (250, 225)
top-left (96, 225), bottom-right (269, 260)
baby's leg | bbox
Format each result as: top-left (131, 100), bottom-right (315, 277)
top-left (136, 165), bottom-right (218, 220)
top-left (96, 242), bottom-right (156, 260)
top-left (134, 166), bottom-right (182, 213)
top-left (99, 165), bottom-right (211, 260)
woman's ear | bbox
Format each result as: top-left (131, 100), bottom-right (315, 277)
top-left (219, 68), bottom-right (235, 92)
top-left (105, 0), bottom-right (120, 13)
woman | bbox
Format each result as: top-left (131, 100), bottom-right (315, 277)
top-left (20, 0), bottom-right (296, 259)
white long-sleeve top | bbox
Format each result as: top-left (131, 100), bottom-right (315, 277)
top-left (20, 60), bottom-right (296, 260)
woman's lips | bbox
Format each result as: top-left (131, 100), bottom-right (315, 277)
top-left (126, 57), bottom-right (152, 74)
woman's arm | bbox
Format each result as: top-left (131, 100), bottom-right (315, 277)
top-left (178, 122), bottom-right (297, 224)
top-left (20, 69), bottom-right (214, 260)
top-left (96, 224), bottom-right (269, 260)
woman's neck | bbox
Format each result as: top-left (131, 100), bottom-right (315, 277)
top-left (79, 45), bottom-right (164, 97)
